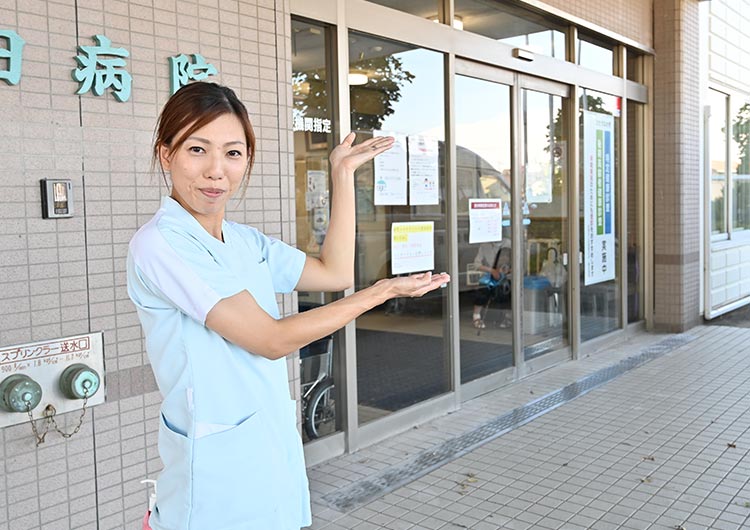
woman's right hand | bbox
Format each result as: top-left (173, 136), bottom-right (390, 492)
top-left (374, 272), bottom-right (451, 300)
top-left (329, 132), bottom-right (395, 176)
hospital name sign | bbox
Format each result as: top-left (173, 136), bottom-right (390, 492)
top-left (0, 30), bottom-right (217, 101)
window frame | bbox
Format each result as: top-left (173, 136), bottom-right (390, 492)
top-left (709, 86), bottom-right (750, 243)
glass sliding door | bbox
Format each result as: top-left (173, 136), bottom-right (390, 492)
top-left (521, 86), bottom-right (569, 360)
top-left (626, 100), bottom-right (644, 323)
top-left (291, 19), bottom-right (341, 442)
top-left (579, 89), bottom-right (622, 341)
top-left (455, 73), bottom-right (514, 384)
top-left (348, 32), bottom-right (450, 425)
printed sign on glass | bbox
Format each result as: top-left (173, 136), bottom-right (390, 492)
top-left (391, 221), bottom-right (435, 275)
top-left (583, 110), bottom-right (615, 285)
top-left (407, 135), bottom-right (439, 205)
top-left (468, 199), bottom-right (502, 244)
top-left (373, 130), bottom-right (408, 205)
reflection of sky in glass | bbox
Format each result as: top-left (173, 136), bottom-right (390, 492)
top-left (378, 48), bottom-right (445, 140)
top-left (455, 75), bottom-right (510, 173)
top-left (525, 90), bottom-right (559, 204)
top-left (708, 89), bottom-right (727, 179)
top-left (578, 39), bottom-right (613, 75)
top-left (452, 81), bottom-right (561, 185)
top-left (526, 91), bottom-right (557, 167)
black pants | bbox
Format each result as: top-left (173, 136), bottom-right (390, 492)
top-left (473, 286), bottom-right (511, 309)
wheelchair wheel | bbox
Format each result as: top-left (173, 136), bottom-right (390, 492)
top-left (304, 378), bottom-right (335, 440)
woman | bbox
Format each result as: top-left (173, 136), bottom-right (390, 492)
top-left (127, 82), bottom-right (450, 530)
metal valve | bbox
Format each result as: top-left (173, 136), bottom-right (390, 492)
top-left (59, 364), bottom-right (100, 400)
top-left (0, 374), bottom-right (43, 413)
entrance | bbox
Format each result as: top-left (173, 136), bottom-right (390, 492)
top-left (456, 61), bottom-right (570, 399)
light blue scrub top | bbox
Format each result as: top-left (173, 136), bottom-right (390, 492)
top-left (127, 197), bottom-right (311, 530)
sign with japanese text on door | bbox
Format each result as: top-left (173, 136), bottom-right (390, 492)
top-left (583, 110), bottom-right (615, 286)
top-left (391, 222), bottom-right (435, 275)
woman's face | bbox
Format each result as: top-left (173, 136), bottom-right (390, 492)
top-left (160, 113), bottom-right (249, 222)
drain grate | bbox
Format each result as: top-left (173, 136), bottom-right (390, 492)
top-left (322, 333), bottom-right (697, 512)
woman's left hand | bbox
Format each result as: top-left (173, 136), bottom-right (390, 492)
top-left (329, 132), bottom-right (395, 174)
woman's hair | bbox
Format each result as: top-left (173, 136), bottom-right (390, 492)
top-left (152, 82), bottom-right (256, 189)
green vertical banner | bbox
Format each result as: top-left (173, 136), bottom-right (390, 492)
top-left (583, 111), bottom-right (615, 285)
top-left (596, 130), bottom-right (604, 235)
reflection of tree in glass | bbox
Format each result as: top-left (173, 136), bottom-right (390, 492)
top-left (350, 55), bottom-right (415, 131)
top-left (547, 95), bottom-right (604, 153)
top-left (539, 96), bottom-right (606, 201)
top-left (733, 102), bottom-right (750, 174)
top-left (292, 70), bottom-right (328, 119)
top-left (732, 103), bottom-right (750, 229)
top-left (533, 95), bottom-right (606, 212)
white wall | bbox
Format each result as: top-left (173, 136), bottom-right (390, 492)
top-left (705, 0), bottom-right (750, 317)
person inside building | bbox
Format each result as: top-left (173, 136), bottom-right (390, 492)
top-left (126, 82), bottom-right (450, 530)
top-left (472, 236), bottom-right (511, 329)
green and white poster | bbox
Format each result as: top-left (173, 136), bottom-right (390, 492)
top-left (583, 110), bottom-right (615, 286)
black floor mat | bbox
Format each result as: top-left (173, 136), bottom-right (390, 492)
top-left (356, 329), bottom-right (513, 411)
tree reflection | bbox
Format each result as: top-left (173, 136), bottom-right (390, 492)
top-left (350, 55), bottom-right (415, 131)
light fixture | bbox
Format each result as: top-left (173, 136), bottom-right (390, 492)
top-left (293, 80), bottom-right (310, 96)
top-left (348, 72), bottom-right (368, 86)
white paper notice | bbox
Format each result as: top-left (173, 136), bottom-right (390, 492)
top-left (582, 110), bottom-right (615, 286)
top-left (391, 221), bottom-right (435, 275)
top-left (373, 130), bottom-right (407, 205)
top-left (307, 170), bottom-right (326, 193)
top-left (305, 170), bottom-right (328, 211)
top-left (468, 199), bottom-right (502, 244)
top-left (408, 135), bottom-right (439, 205)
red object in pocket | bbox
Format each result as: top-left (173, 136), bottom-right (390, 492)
top-left (142, 511), bottom-right (152, 530)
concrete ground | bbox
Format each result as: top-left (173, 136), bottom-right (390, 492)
top-left (306, 320), bottom-right (750, 529)
top-left (706, 304), bottom-right (750, 328)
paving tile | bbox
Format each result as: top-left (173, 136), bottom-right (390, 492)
top-left (307, 327), bottom-right (750, 530)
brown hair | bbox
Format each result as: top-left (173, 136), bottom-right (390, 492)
top-left (152, 82), bottom-right (256, 189)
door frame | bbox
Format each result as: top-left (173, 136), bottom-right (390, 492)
top-left (455, 59), bottom-right (573, 401)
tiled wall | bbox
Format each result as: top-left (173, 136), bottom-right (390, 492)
top-left (652, 0), bottom-right (702, 332)
top-left (539, 0), bottom-right (652, 48)
top-left (0, 0), bottom-right (297, 528)
top-left (708, 0), bottom-right (750, 92)
top-left (706, 0), bottom-right (750, 313)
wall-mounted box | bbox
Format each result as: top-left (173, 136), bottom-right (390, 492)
top-left (0, 332), bottom-right (105, 429)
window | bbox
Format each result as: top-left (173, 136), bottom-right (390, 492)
top-left (708, 88), bottom-right (750, 237)
top-left (454, 0), bottom-right (566, 60)
top-left (291, 19), bottom-right (341, 442)
top-left (348, 32), bottom-right (450, 424)
top-left (708, 89), bottom-right (727, 236)
top-left (579, 89), bottom-right (621, 341)
top-left (577, 33), bottom-right (614, 75)
top-left (626, 49), bottom-right (641, 83)
top-left (730, 97), bottom-right (750, 232)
